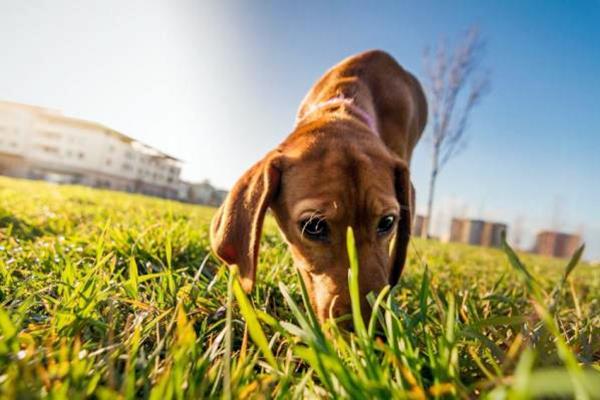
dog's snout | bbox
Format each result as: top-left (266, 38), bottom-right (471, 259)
top-left (316, 283), bottom-right (385, 329)
top-left (327, 294), bottom-right (351, 320)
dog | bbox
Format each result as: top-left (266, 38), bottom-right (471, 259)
top-left (210, 50), bottom-right (427, 323)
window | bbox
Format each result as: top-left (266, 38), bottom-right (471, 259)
top-left (78, 152), bottom-right (85, 159)
top-left (39, 131), bottom-right (62, 139)
top-left (106, 159), bottom-right (112, 166)
top-left (36, 144), bottom-right (59, 154)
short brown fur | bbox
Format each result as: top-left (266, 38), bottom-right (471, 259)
top-left (210, 50), bottom-right (427, 322)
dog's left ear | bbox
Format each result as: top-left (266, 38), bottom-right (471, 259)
top-left (210, 152), bottom-right (282, 292)
top-left (389, 160), bottom-right (412, 286)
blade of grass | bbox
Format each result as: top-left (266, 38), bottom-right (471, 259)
top-left (346, 227), bottom-right (367, 339)
top-left (230, 266), bottom-right (279, 371)
top-left (223, 266), bottom-right (234, 400)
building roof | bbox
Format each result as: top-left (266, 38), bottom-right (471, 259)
top-left (451, 217), bottom-right (507, 226)
top-left (536, 230), bottom-right (581, 238)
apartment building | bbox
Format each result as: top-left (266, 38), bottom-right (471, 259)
top-left (449, 218), bottom-right (508, 248)
top-left (186, 180), bottom-right (228, 206)
top-left (534, 231), bottom-right (581, 258)
top-left (0, 101), bottom-right (182, 199)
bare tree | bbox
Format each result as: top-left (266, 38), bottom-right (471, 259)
top-left (551, 194), bottom-right (565, 230)
top-left (422, 27), bottom-right (490, 237)
top-left (512, 214), bottom-right (525, 250)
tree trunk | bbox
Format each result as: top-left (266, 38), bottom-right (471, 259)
top-left (425, 143), bottom-right (440, 238)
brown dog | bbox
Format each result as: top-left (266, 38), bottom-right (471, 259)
top-left (210, 50), bottom-right (427, 323)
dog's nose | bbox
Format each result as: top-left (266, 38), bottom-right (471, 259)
top-left (338, 319), bottom-right (354, 332)
top-left (324, 297), bottom-right (374, 331)
top-left (320, 296), bottom-right (352, 324)
top-left (330, 301), bottom-right (352, 320)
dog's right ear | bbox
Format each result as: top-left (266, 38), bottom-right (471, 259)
top-left (210, 152), bottom-right (281, 292)
top-left (389, 159), bottom-right (412, 286)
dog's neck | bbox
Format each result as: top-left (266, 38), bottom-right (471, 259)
top-left (297, 96), bottom-right (378, 135)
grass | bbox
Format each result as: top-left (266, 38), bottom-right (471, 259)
top-left (0, 175), bottom-right (599, 399)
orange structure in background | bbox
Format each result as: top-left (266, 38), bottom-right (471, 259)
top-left (449, 218), bottom-right (508, 248)
top-left (534, 231), bottom-right (581, 258)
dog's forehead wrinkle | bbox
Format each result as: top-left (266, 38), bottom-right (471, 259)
top-left (288, 155), bottom-right (397, 225)
top-left (346, 158), bottom-right (397, 219)
top-left (293, 197), bottom-right (345, 221)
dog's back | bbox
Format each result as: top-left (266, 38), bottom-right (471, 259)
top-left (297, 50), bottom-right (427, 164)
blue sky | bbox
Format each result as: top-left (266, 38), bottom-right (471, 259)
top-left (1, 1), bottom-right (599, 258)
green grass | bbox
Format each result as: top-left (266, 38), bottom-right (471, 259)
top-left (0, 176), bottom-right (598, 399)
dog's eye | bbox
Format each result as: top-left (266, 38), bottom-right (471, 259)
top-left (377, 215), bottom-right (396, 235)
top-left (299, 217), bottom-right (329, 241)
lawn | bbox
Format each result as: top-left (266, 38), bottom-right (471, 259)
top-left (0, 176), bottom-right (598, 399)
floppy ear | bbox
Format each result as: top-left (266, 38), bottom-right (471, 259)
top-left (389, 160), bottom-right (412, 286)
top-left (210, 152), bottom-right (281, 292)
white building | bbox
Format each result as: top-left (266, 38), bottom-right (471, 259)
top-left (0, 101), bottom-right (182, 199)
top-left (187, 180), bottom-right (228, 206)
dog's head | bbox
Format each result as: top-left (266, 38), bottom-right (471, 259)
top-left (210, 119), bottom-right (412, 323)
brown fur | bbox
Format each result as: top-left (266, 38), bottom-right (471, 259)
top-left (210, 50), bottom-right (427, 322)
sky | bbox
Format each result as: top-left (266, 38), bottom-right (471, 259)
top-left (1, 1), bottom-right (599, 259)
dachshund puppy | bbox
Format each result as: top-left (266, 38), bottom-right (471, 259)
top-left (211, 50), bottom-right (427, 322)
